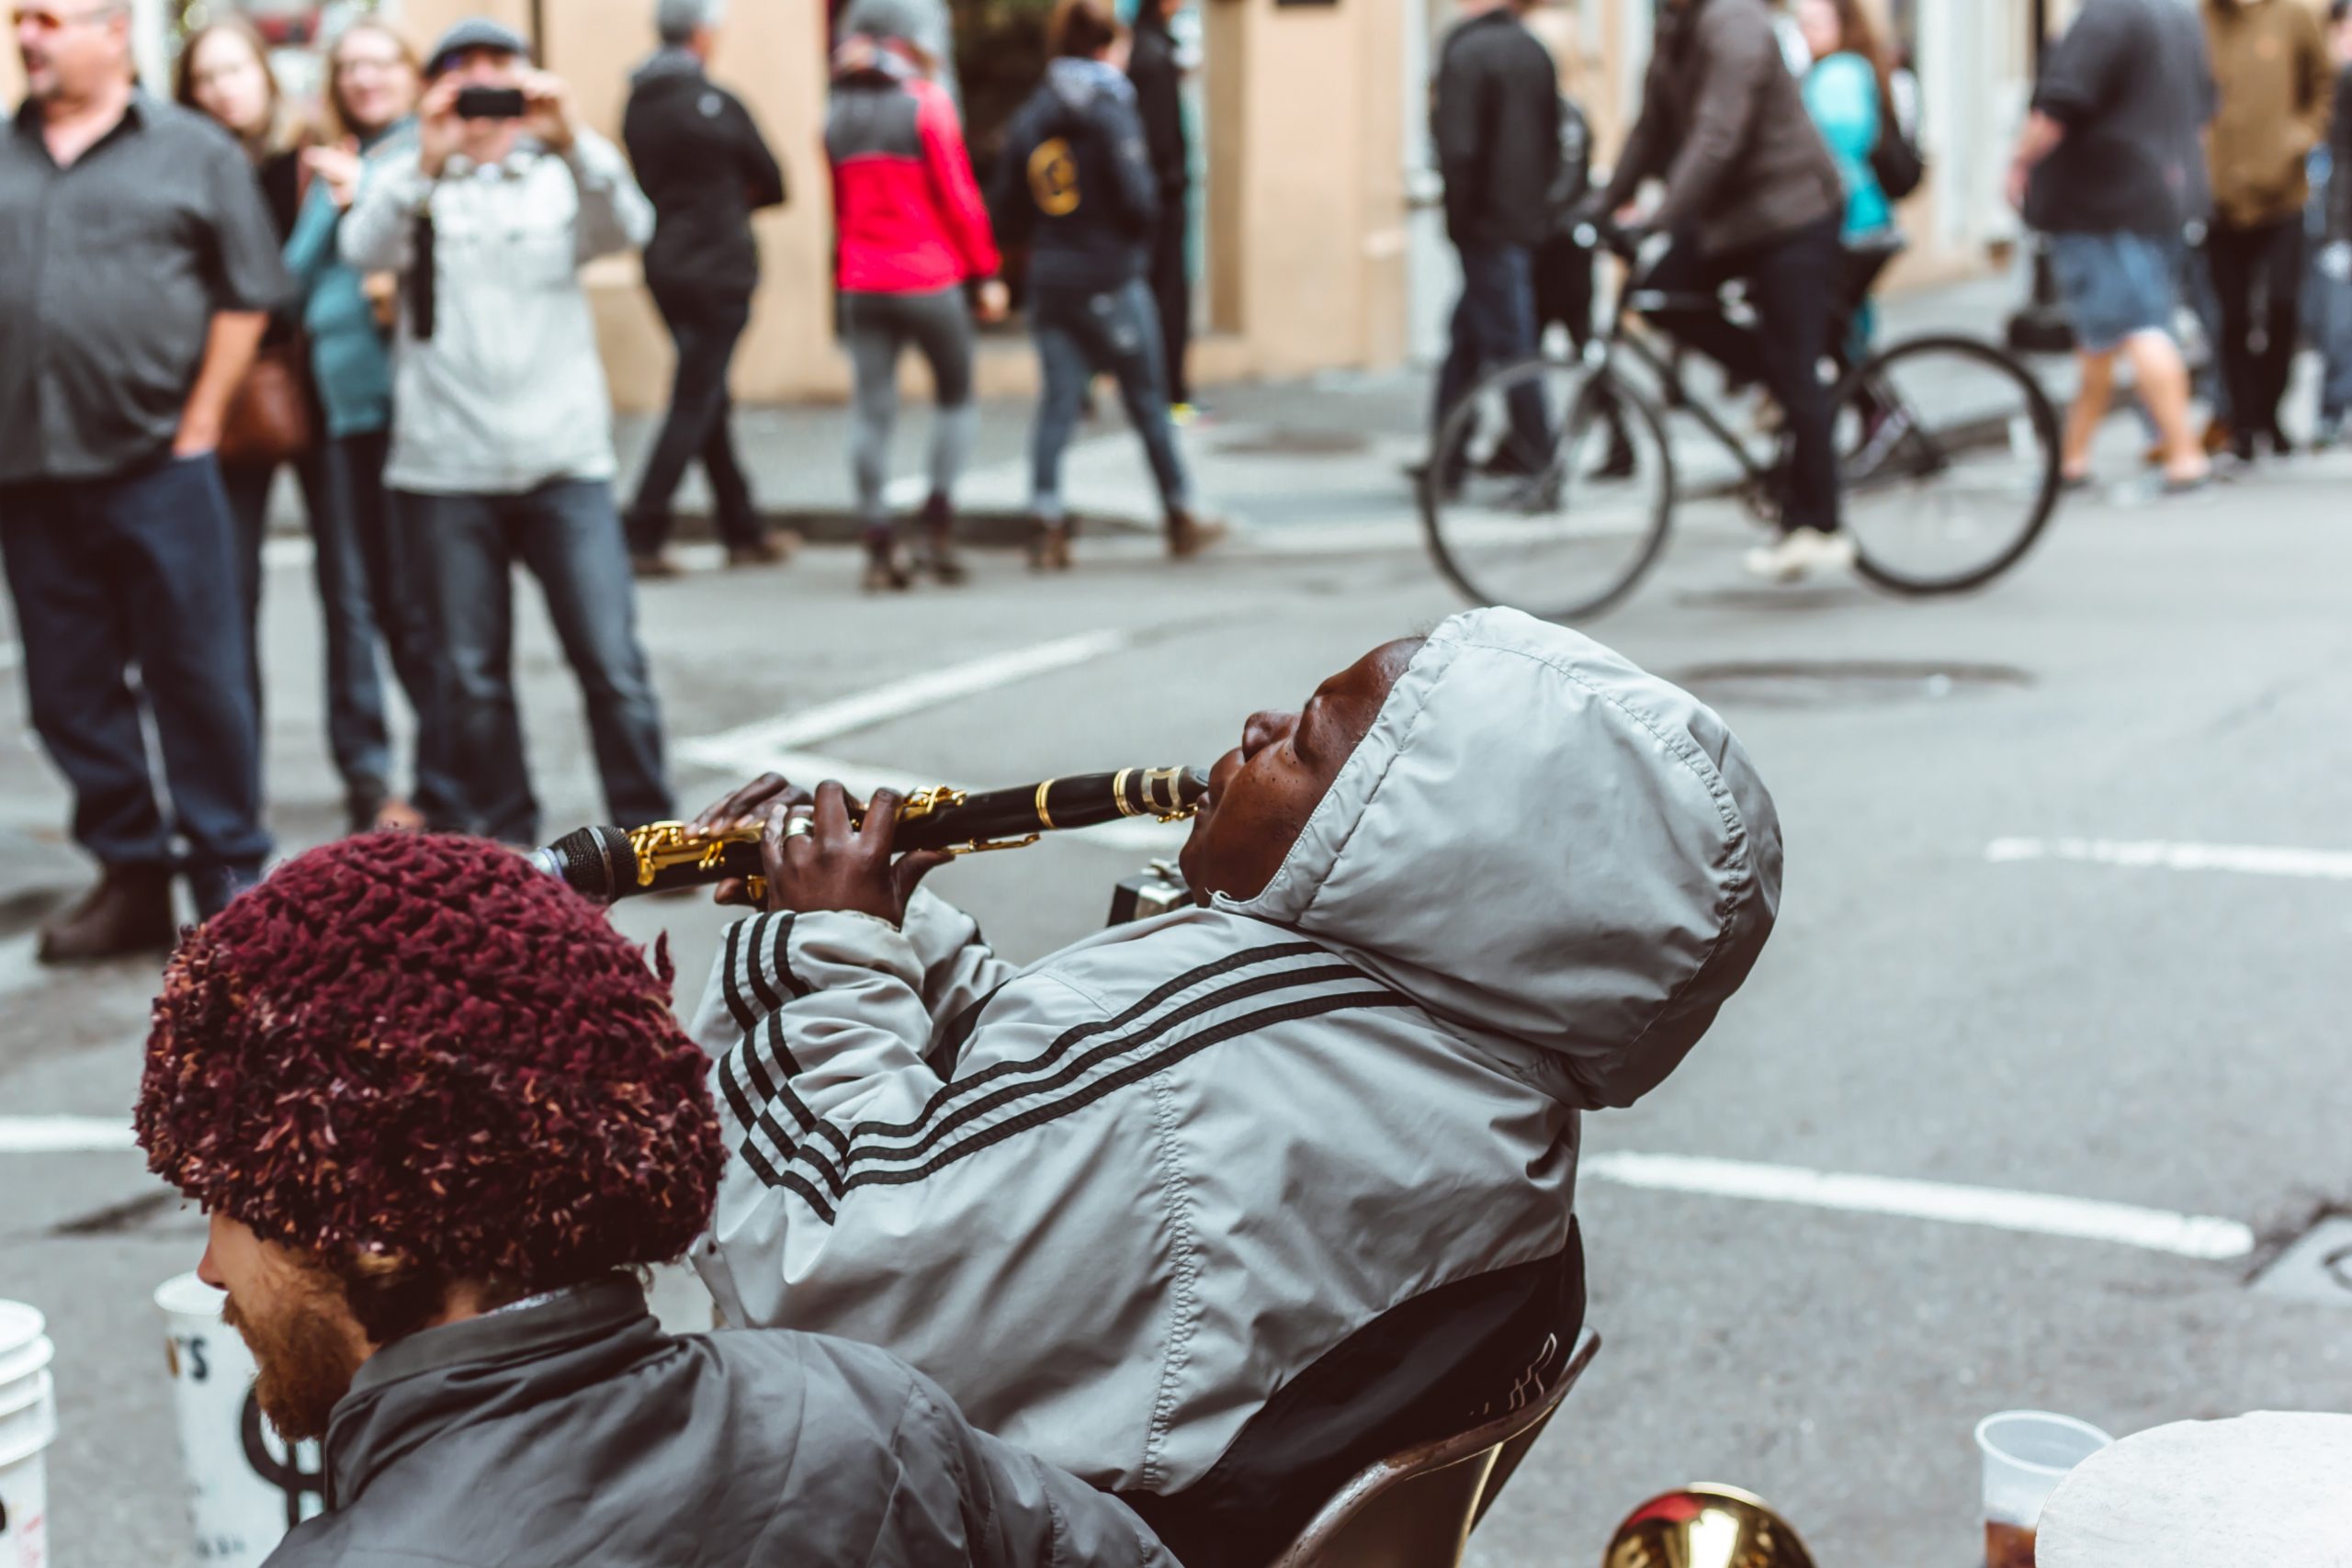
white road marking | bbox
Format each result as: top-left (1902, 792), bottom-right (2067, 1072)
top-left (677, 628), bottom-right (1136, 776)
top-left (0, 1111), bottom-right (2254, 1264)
top-left (1987, 837), bottom-right (2352, 883)
top-left (0, 1115), bottom-right (138, 1154)
top-left (0, 936), bottom-right (41, 1000)
top-left (1581, 1151), bottom-right (2256, 1260)
top-left (713, 749), bottom-right (1188, 856)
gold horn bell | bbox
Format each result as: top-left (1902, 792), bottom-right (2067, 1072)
top-left (1602, 1484), bottom-right (1818, 1568)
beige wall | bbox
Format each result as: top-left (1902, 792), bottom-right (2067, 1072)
top-left (2, 30), bottom-right (21, 103)
top-left (1204, 0), bottom-right (1408, 380)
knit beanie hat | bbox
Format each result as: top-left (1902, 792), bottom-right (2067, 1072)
top-left (136, 834), bottom-right (722, 1287)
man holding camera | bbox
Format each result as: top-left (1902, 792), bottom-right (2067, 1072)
top-left (343, 18), bottom-right (673, 848)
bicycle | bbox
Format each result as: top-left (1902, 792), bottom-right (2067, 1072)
top-left (1420, 227), bottom-right (2064, 622)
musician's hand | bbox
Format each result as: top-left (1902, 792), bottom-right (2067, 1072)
top-left (759, 781), bottom-right (953, 926)
top-left (695, 773), bottom-right (811, 908)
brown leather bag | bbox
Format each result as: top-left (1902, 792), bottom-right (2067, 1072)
top-left (215, 338), bottom-right (317, 468)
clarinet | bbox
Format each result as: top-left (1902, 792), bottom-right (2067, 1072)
top-left (531, 767), bottom-right (1207, 904)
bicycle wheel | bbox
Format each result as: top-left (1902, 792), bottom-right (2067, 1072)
top-left (1421, 357), bottom-right (1676, 622)
top-left (1832, 334), bottom-right (2062, 595)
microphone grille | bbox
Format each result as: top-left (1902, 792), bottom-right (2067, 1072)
top-left (543, 825), bottom-right (636, 902)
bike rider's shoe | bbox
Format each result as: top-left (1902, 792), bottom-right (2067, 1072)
top-left (1744, 526), bottom-right (1857, 583)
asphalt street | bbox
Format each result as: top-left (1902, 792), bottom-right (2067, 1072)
top-left (2, 401), bottom-right (2347, 1567)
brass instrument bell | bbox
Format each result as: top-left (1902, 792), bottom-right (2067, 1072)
top-left (1602, 1484), bottom-right (1818, 1568)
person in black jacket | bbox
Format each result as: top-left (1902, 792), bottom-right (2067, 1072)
top-left (1126, 0), bottom-right (1193, 417)
top-left (621, 0), bottom-right (788, 577)
top-left (992, 0), bottom-right (1213, 565)
top-left (1428, 0), bottom-right (1561, 484)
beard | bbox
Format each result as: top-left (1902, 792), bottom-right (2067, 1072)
top-left (220, 1282), bottom-right (364, 1442)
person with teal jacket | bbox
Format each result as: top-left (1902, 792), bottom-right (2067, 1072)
top-left (1794, 0), bottom-right (1897, 359)
top-left (280, 19), bottom-right (457, 831)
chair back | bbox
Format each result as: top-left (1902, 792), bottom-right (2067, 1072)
top-left (1272, 1327), bottom-right (1600, 1568)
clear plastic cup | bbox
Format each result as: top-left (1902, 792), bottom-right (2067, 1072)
top-left (1976, 1410), bottom-right (2114, 1568)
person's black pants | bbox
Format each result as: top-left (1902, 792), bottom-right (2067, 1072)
top-left (1643, 215), bottom-right (1843, 535)
top-left (1433, 243), bottom-right (1546, 477)
top-left (628, 288), bottom-right (762, 553)
top-left (2205, 216), bottom-right (2304, 446)
top-left (1151, 197), bottom-right (1193, 408)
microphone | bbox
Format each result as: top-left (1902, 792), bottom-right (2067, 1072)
top-left (530, 767), bottom-right (1207, 904)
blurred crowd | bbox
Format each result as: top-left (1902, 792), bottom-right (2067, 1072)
top-left (0, 0), bottom-right (1207, 964)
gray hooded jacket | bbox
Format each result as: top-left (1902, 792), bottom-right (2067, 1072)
top-left (264, 1277), bottom-right (1171, 1568)
top-left (688, 609), bottom-right (1781, 1568)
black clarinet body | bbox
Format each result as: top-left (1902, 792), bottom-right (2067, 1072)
top-left (533, 766), bottom-right (1206, 904)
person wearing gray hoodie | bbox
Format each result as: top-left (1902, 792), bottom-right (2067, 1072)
top-left (686, 607), bottom-right (1783, 1568)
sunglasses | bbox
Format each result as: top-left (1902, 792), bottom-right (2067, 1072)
top-left (13, 3), bottom-right (119, 28)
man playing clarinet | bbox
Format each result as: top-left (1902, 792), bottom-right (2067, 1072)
top-left (685, 607), bottom-right (1783, 1568)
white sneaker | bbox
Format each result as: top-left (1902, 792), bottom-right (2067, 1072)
top-left (1744, 526), bottom-right (1858, 582)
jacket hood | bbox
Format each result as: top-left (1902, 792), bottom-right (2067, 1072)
top-left (630, 45), bottom-right (703, 88)
top-left (1046, 56), bottom-right (1136, 111)
top-left (1219, 608), bottom-right (1781, 1109)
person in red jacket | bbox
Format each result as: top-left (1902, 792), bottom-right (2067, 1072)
top-left (825, 12), bottom-right (1005, 591)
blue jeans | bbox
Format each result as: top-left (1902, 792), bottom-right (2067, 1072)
top-left (1029, 278), bottom-right (1192, 522)
top-left (1433, 243), bottom-right (1545, 472)
top-left (322, 433), bottom-right (462, 825)
top-left (0, 455), bottom-right (269, 876)
top-left (398, 479), bottom-right (673, 845)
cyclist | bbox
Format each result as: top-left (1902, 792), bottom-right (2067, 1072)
top-left (1585, 0), bottom-right (1852, 581)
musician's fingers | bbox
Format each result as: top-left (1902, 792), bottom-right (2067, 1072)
top-left (812, 780), bottom-right (856, 843)
top-left (694, 773), bottom-right (793, 832)
top-left (712, 875), bottom-right (753, 908)
top-left (858, 788), bottom-right (903, 854)
top-left (891, 849), bottom-right (953, 907)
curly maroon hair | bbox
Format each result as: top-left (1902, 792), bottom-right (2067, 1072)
top-left (137, 834), bottom-right (722, 1314)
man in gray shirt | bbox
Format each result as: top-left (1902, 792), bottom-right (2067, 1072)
top-left (0, 0), bottom-right (288, 959)
top-left (2009, 0), bottom-right (2217, 491)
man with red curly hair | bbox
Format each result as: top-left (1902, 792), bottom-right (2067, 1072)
top-left (134, 832), bottom-right (1174, 1568)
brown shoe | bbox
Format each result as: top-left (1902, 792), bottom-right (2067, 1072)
top-left (631, 549), bottom-right (684, 581)
top-left (1165, 508), bottom-right (1227, 559)
top-left (1028, 519), bottom-right (1073, 572)
top-left (2199, 418), bottom-right (2233, 458)
top-left (37, 863), bottom-right (175, 965)
top-left (727, 532), bottom-right (797, 569)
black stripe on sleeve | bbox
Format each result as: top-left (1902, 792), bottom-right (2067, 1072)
top-left (770, 909), bottom-right (815, 1000)
top-left (844, 942), bottom-right (1330, 1144)
top-left (790, 990), bottom-right (1414, 1220)
top-left (833, 963), bottom-right (1371, 1179)
top-left (744, 913), bottom-right (786, 1018)
top-left (719, 919), bottom-right (755, 1035)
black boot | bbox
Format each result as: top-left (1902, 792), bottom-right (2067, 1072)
top-left (38, 863), bottom-right (175, 964)
top-left (862, 527), bottom-right (912, 592)
top-left (917, 494), bottom-right (967, 585)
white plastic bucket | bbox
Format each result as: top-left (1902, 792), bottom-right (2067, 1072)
top-left (154, 1274), bottom-right (325, 1568)
top-left (0, 1300), bottom-right (57, 1568)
